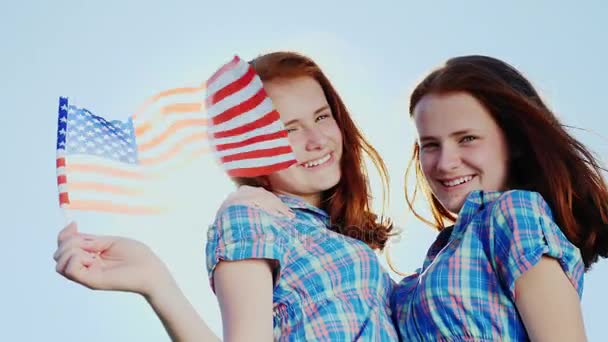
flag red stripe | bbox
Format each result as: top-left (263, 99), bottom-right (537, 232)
top-left (138, 119), bottom-right (208, 152)
top-left (139, 134), bottom-right (210, 165)
top-left (132, 86), bottom-right (205, 121)
top-left (160, 103), bottom-right (203, 115)
top-left (69, 182), bottom-right (144, 196)
top-left (213, 110), bottom-right (280, 139)
top-left (207, 66), bottom-right (256, 106)
top-left (57, 175), bottom-right (67, 185)
top-left (211, 88), bottom-right (267, 126)
top-left (220, 146), bottom-right (293, 163)
top-left (214, 130), bottom-right (288, 152)
top-left (57, 158), bottom-right (66, 168)
top-left (226, 160), bottom-right (298, 177)
top-left (66, 200), bottom-right (165, 215)
top-left (59, 192), bottom-right (70, 205)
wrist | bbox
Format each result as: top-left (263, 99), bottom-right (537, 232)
top-left (140, 261), bottom-right (179, 299)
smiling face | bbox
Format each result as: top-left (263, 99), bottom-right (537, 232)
top-left (264, 76), bottom-right (343, 206)
top-left (413, 92), bottom-right (510, 214)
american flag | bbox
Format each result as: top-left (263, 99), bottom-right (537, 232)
top-left (205, 56), bottom-right (297, 177)
top-left (56, 86), bottom-right (209, 215)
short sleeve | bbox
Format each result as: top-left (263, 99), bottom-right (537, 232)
top-left (205, 204), bottom-right (289, 292)
top-left (489, 190), bottom-right (584, 301)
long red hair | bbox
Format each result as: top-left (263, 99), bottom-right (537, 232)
top-left (405, 55), bottom-right (608, 269)
top-left (234, 51), bottom-right (394, 250)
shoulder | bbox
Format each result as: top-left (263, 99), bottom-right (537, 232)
top-left (490, 190), bottom-right (553, 222)
top-left (211, 204), bottom-right (286, 240)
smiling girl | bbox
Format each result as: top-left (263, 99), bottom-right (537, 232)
top-left (53, 52), bottom-right (399, 341)
top-left (394, 55), bottom-right (608, 341)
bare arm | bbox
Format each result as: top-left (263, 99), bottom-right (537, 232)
top-left (54, 223), bottom-right (220, 342)
top-left (214, 259), bottom-right (275, 342)
top-left (145, 279), bottom-right (220, 342)
top-left (515, 256), bottom-right (587, 342)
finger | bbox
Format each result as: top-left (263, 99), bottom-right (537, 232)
top-left (270, 198), bottom-right (293, 217)
top-left (238, 185), bottom-right (257, 191)
top-left (282, 208), bottom-right (296, 219)
top-left (55, 248), bottom-right (77, 275)
top-left (54, 234), bottom-right (97, 261)
top-left (62, 251), bottom-right (97, 285)
top-left (56, 248), bottom-right (96, 275)
top-left (273, 208), bottom-right (294, 219)
top-left (57, 221), bottom-right (79, 246)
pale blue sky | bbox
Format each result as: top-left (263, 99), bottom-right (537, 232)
top-left (3, 1), bottom-right (607, 341)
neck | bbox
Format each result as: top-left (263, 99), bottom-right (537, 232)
top-left (274, 190), bottom-right (321, 208)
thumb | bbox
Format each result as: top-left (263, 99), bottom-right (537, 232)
top-left (57, 221), bottom-right (79, 246)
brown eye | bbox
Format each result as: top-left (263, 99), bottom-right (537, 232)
top-left (420, 142), bottom-right (438, 150)
top-left (316, 114), bottom-right (331, 122)
top-left (461, 136), bottom-right (477, 143)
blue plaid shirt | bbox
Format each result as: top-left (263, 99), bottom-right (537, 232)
top-left (392, 190), bottom-right (584, 341)
top-left (206, 195), bottom-right (399, 341)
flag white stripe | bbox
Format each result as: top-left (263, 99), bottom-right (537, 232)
top-left (133, 89), bottom-right (206, 124)
top-left (214, 138), bottom-right (291, 158)
top-left (138, 126), bottom-right (208, 159)
top-left (68, 191), bottom-right (166, 208)
top-left (209, 120), bottom-right (285, 146)
top-left (135, 110), bottom-right (207, 145)
top-left (205, 60), bottom-right (250, 97)
top-left (64, 169), bottom-right (151, 188)
top-left (139, 140), bottom-right (209, 167)
top-left (206, 75), bottom-right (266, 119)
top-left (221, 153), bottom-right (297, 170)
top-left (65, 155), bottom-right (141, 172)
top-left (207, 97), bottom-right (274, 134)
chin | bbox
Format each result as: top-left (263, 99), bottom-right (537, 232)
top-left (435, 195), bottom-right (465, 214)
top-left (316, 174), bottom-right (341, 191)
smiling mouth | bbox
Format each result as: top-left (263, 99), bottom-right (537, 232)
top-left (301, 153), bottom-right (332, 168)
top-left (440, 175), bottom-right (474, 188)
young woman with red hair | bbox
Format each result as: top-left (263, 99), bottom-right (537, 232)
top-left (52, 51), bottom-right (399, 341)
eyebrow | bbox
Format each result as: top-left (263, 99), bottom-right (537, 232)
top-left (283, 105), bottom-right (331, 127)
top-left (419, 129), bottom-right (476, 142)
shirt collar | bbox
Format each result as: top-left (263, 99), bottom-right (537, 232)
top-left (457, 190), bottom-right (504, 227)
top-left (277, 194), bottom-right (331, 223)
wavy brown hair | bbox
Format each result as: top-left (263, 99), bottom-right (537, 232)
top-left (405, 55), bottom-right (608, 269)
top-left (233, 51), bottom-right (393, 250)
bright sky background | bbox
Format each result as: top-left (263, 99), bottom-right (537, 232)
top-left (3, 1), bottom-right (607, 340)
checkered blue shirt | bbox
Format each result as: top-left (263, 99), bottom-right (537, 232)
top-left (206, 195), bottom-right (398, 341)
top-left (391, 190), bottom-right (584, 341)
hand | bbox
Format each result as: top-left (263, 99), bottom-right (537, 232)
top-left (53, 222), bottom-right (175, 297)
top-left (218, 185), bottom-right (294, 218)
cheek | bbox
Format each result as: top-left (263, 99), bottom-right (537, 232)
top-left (418, 153), bottom-right (434, 175)
top-left (286, 135), bottom-right (306, 159)
top-left (323, 121), bottom-right (343, 144)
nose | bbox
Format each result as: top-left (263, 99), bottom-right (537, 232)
top-left (435, 144), bottom-right (461, 173)
top-left (304, 126), bottom-right (328, 151)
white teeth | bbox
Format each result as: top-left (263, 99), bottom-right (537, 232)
top-left (303, 154), bottom-right (331, 168)
top-left (442, 176), bottom-right (473, 187)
